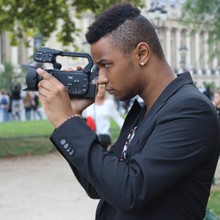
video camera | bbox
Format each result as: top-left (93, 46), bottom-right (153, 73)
top-left (23, 47), bottom-right (98, 99)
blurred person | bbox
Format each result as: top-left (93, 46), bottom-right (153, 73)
top-left (7, 92), bottom-right (14, 121)
top-left (32, 92), bottom-right (42, 120)
top-left (23, 91), bottom-right (33, 120)
top-left (36, 3), bottom-right (220, 220)
top-left (203, 85), bottom-right (214, 100)
top-left (0, 91), bottom-right (10, 122)
top-left (11, 85), bottom-right (22, 120)
top-left (83, 84), bottom-right (124, 149)
top-left (213, 90), bottom-right (220, 118)
top-left (212, 90), bottom-right (220, 185)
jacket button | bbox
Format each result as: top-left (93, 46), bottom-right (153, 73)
top-left (66, 147), bottom-right (72, 152)
top-left (60, 139), bottom-right (66, 145)
top-left (63, 143), bottom-right (69, 149)
top-left (69, 149), bottom-right (75, 156)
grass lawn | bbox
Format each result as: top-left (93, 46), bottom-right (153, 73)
top-left (0, 120), bottom-right (54, 157)
top-left (0, 120), bottom-right (53, 137)
top-left (207, 187), bottom-right (220, 218)
top-left (0, 119), bottom-right (121, 157)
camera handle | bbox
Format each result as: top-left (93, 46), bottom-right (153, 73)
top-left (33, 47), bottom-right (94, 72)
top-left (61, 51), bottom-right (94, 72)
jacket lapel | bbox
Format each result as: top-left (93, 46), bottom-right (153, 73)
top-left (126, 72), bottom-right (194, 157)
top-left (111, 100), bottom-right (143, 158)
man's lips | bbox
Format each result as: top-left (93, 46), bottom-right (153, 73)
top-left (106, 88), bottom-right (115, 94)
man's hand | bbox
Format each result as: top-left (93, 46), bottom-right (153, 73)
top-left (37, 68), bottom-right (94, 128)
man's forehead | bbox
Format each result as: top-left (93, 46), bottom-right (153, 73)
top-left (91, 38), bottom-right (120, 62)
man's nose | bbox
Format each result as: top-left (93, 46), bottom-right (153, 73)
top-left (97, 69), bottom-right (108, 85)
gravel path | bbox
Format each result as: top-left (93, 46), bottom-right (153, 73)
top-left (0, 152), bottom-right (98, 220)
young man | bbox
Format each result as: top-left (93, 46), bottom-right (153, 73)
top-left (37, 3), bottom-right (220, 220)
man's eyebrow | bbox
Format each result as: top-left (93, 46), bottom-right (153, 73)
top-left (95, 59), bottom-right (109, 65)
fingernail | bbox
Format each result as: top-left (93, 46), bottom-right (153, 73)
top-left (37, 68), bottom-right (43, 74)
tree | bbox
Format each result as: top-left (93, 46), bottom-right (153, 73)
top-left (0, 0), bottom-right (144, 48)
top-left (72, 0), bottom-right (144, 17)
top-left (182, 0), bottom-right (220, 60)
top-left (0, 62), bottom-right (23, 92)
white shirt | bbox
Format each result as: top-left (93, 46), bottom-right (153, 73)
top-left (83, 99), bottom-right (124, 135)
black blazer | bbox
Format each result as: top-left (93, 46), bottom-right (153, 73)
top-left (51, 72), bottom-right (220, 220)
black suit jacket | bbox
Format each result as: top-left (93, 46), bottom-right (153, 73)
top-left (51, 72), bottom-right (220, 220)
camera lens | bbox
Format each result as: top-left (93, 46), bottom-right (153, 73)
top-left (23, 65), bottom-right (40, 91)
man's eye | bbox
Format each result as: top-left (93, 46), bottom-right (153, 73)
top-left (103, 64), bottom-right (110, 68)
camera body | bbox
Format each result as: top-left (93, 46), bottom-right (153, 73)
top-left (24, 47), bottom-right (98, 98)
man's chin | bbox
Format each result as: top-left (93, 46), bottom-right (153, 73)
top-left (117, 94), bottom-right (135, 102)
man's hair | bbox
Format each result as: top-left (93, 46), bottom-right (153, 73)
top-left (85, 3), bottom-right (165, 60)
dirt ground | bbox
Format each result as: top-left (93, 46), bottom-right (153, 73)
top-left (0, 152), bottom-right (98, 220)
top-left (0, 152), bottom-right (219, 220)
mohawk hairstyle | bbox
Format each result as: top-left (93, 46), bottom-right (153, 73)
top-left (85, 3), bottom-right (140, 44)
top-left (85, 3), bottom-right (165, 60)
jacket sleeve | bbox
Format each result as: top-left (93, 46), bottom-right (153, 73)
top-left (67, 161), bottom-right (100, 199)
top-left (50, 118), bottom-right (101, 199)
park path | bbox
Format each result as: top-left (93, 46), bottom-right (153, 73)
top-left (0, 152), bottom-right (98, 220)
top-left (0, 151), bottom-right (219, 220)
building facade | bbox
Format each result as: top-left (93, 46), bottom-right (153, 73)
top-left (144, 0), bottom-right (220, 88)
top-left (0, 0), bottom-right (219, 89)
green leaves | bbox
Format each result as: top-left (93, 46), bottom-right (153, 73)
top-left (0, 62), bottom-right (19, 91)
top-left (72, 0), bottom-right (144, 16)
top-left (0, 0), bottom-right (144, 47)
top-left (0, 0), bottom-right (75, 46)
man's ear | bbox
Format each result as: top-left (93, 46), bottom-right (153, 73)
top-left (136, 42), bottom-right (150, 67)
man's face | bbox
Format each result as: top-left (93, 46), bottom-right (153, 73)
top-left (90, 37), bottom-right (141, 101)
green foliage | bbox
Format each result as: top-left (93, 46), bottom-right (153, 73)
top-left (207, 189), bottom-right (220, 218)
top-left (72, 0), bottom-right (145, 17)
top-left (0, 0), bottom-right (77, 47)
top-left (0, 62), bottom-right (23, 92)
top-left (0, 0), bottom-right (144, 47)
top-left (0, 62), bottom-right (14, 91)
top-left (203, 81), bottom-right (218, 90)
top-left (182, 0), bottom-right (220, 60)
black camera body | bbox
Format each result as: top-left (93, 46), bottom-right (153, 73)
top-left (23, 47), bottom-right (98, 99)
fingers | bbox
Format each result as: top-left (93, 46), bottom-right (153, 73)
top-left (37, 68), bottom-right (63, 85)
top-left (37, 69), bottom-right (53, 93)
top-left (37, 68), bottom-right (61, 89)
top-left (65, 67), bottom-right (73, 72)
top-left (37, 68), bottom-right (65, 99)
top-left (37, 68), bottom-right (51, 80)
top-left (76, 66), bottom-right (82, 71)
